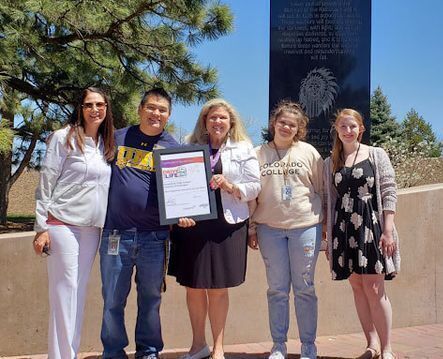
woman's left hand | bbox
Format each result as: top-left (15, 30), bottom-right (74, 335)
top-left (379, 231), bottom-right (396, 257)
top-left (210, 174), bottom-right (229, 191)
top-left (33, 231), bottom-right (50, 255)
top-left (248, 233), bottom-right (259, 250)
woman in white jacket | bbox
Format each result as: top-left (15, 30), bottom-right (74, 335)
top-left (33, 87), bottom-right (115, 359)
top-left (168, 99), bottom-right (261, 359)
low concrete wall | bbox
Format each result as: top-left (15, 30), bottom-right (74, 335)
top-left (1, 184), bottom-right (442, 356)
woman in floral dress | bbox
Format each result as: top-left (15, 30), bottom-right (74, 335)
top-left (323, 109), bottom-right (400, 359)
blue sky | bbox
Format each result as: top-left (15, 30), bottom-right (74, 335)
top-left (170, 0), bottom-right (443, 144)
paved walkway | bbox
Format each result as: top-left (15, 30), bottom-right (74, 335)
top-left (3, 323), bottom-right (443, 359)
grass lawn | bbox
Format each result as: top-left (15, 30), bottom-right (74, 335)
top-left (1, 214), bottom-right (35, 234)
top-left (7, 214), bottom-right (35, 222)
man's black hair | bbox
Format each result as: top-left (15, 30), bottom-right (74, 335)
top-left (140, 88), bottom-right (172, 112)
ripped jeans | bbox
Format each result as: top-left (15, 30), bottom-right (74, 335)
top-left (257, 223), bottom-right (321, 345)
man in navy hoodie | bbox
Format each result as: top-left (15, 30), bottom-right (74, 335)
top-left (100, 88), bottom-right (178, 359)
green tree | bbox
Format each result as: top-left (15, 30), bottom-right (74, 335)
top-left (0, 120), bottom-right (13, 155)
top-left (401, 108), bottom-right (441, 157)
top-left (370, 86), bottom-right (401, 145)
top-left (261, 126), bottom-right (272, 143)
top-left (0, 0), bottom-right (233, 224)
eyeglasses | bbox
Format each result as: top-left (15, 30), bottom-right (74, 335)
top-left (82, 102), bottom-right (107, 111)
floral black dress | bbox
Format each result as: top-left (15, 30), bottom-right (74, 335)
top-left (331, 158), bottom-right (393, 280)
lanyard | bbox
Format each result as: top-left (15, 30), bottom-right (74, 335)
top-left (348, 142), bottom-right (361, 168)
top-left (341, 142), bottom-right (361, 192)
top-left (342, 142), bottom-right (361, 238)
top-left (209, 141), bottom-right (223, 173)
top-left (272, 141), bottom-right (292, 185)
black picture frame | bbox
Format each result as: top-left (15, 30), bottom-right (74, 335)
top-left (154, 144), bottom-right (218, 225)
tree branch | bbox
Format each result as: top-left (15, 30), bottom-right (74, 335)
top-left (106, 1), bottom-right (163, 36)
top-left (103, 39), bottom-right (151, 84)
top-left (43, 1), bottom-right (163, 45)
top-left (5, 76), bottom-right (71, 105)
top-left (10, 132), bottom-right (38, 186)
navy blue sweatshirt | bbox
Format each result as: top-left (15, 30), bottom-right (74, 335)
top-left (104, 125), bottom-right (178, 231)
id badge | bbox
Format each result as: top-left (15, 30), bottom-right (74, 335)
top-left (281, 185), bottom-right (293, 201)
top-left (108, 231), bottom-right (121, 256)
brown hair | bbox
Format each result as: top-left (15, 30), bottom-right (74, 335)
top-left (331, 108), bottom-right (365, 172)
top-left (269, 100), bottom-right (308, 143)
top-left (188, 98), bottom-right (250, 144)
top-left (66, 87), bottom-right (115, 161)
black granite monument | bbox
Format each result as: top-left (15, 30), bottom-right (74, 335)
top-left (269, 0), bottom-right (371, 157)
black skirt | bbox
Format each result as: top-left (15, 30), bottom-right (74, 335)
top-left (168, 155), bottom-right (248, 289)
top-left (168, 216), bottom-right (247, 289)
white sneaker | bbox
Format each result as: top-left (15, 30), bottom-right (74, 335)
top-left (269, 342), bottom-right (287, 359)
top-left (300, 343), bottom-right (317, 359)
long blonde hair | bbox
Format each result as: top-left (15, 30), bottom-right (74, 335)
top-left (187, 98), bottom-right (250, 144)
top-left (331, 108), bottom-right (365, 172)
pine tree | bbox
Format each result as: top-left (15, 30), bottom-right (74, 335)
top-left (401, 108), bottom-right (442, 157)
top-left (0, 0), bottom-right (233, 223)
top-left (370, 86), bottom-right (401, 145)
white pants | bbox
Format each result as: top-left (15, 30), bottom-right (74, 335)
top-left (47, 224), bottom-right (100, 359)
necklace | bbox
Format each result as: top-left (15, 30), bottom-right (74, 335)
top-left (342, 142), bottom-right (360, 238)
top-left (272, 141), bottom-right (292, 184)
top-left (340, 142), bottom-right (361, 214)
top-left (344, 142), bottom-right (361, 168)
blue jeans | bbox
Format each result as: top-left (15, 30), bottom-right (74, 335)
top-left (100, 229), bottom-right (168, 359)
top-left (257, 223), bottom-right (321, 345)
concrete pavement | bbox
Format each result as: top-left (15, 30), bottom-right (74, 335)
top-left (3, 323), bottom-right (443, 359)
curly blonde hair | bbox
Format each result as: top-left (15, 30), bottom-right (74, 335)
top-left (188, 98), bottom-right (250, 144)
top-left (269, 100), bottom-right (308, 143)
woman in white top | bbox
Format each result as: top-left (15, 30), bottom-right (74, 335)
top-left (33, 87), bottom-right (115, 359)
top-left (248, 101), bottom-right (324, 359)
top-left (168, 98), bottom-right (260, 359)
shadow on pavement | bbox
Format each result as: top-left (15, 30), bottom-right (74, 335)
top-left (223, 355), bottom-right (351, 359)
top-left (81, 353), bottom-right (352, 359)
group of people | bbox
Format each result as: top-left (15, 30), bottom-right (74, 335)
top-left (33, 86), bottom-right (400, 359)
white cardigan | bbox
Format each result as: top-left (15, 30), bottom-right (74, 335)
top-left (34, 126), bottom-right (111, 232)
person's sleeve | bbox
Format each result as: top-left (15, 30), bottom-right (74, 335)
top-left (322, 158), bottom-right (330, 222)
top-left (34, 131), bottom-right (68, 232)
top-left (377, 147), bottom-right (397, 213)
top-left (311, 149), bottom-right (324, 197)
top-left (236, 143), bottom-right (261, 202)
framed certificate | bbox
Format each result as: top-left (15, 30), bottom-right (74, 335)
top-left (154, 145), bottom-right (218, 225)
